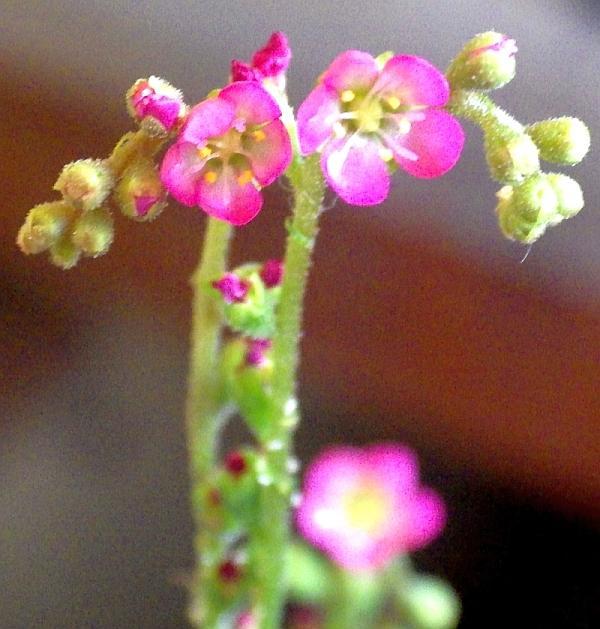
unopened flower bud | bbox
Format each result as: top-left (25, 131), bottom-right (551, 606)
top-left (17, 201), bottom-right (75, 255)
top-left (526, 117), bottom-right (590, 165)
top-left (401, 576), bottom-right (461, 629)
top-left (218, 559), bottom-right (242, 583)
top-left (126, 76), bottom-right (187, 135)
top-left (49, 233), bottom-right (81, 270)
top-left (72, 207), bottom-right (114, 257)
top-left (546, 173), bottom-right (584, 220)
top-left (496, 174), bottom-right (559, 243)
top-left (485, 130), bottom-right (539, 183)
top-left (215, 264), bottom-right (281, 338)
top-left (115, 160), bottom-right (166, 221)
top-left (447, 31), bottom-right (517, 91)
top-left (259, 259), bottom-right (283, 288)
top-left (213, 273), bottom-right (250, 304)
top-left (224, 451), bottom-right (248, 477)
top-left (54, 159), bottom-right (114, 211)
top-left (245, 338), bottom-right (272, 367)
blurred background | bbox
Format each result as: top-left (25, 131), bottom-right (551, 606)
top-left (1, 1), bottom-right (599, 627)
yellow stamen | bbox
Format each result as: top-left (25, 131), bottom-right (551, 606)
top-left (340, 89), bottom-right (356, 103)
top-left (344, 482), bottom-right (390, 534)
top-left (379, 147), bottom-right (394, 162)
top-left (252, 129), bottom-right (267, 142)
top-left (204, 171), bottom-right (218, 184)
top-left (198, 146), bottom-right (212, 159)
top-left (387, 95), bottom-right (401, 110)
top-left (237, 169), bottom-right (253, 186)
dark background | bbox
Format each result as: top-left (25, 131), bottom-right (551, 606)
top-left (1, 1), bottom-right (599, 627)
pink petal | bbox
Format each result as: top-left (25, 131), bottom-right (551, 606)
top-left (321, 50), bottom-right (379, 93)
top-left (251, 31), bottom-right (291, 78)
top-left (403, 488), bottom-right (446, 550)
top-left (230, 59), bottom-right (262, 83)
top-left (296, 84), bottom-right (341, 155)
top-left (196, 163), bottom-right (263, 226)
top-left (219, 81), bottom-right (281, 126)
top-left (180, 98), bottom-right (235, 145)
top-left (160, 142), bottom-right (205, 206)
top-left (134, 195), bottom-right (159, 217)
top-left (375, 55), bottom-right (450, 106)
top-left (389, 109), bottom-right (464, 178)
top-left (244, 119), bottom-right (292, 185)
top-left (144, 96), bottom-right (181, 131)
top-left (364, 444), bottom-right (419, 493)
top-left (321, 135), bottom-right (390, 205)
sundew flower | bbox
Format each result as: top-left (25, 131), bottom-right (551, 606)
top-left (297, 51), bottom-right (464, 205)
top-left (160, 81), bottom-right (292, 225)
top-left (296, 444), bottom-right (446, 571)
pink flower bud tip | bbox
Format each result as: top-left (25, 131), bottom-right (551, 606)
top-left (224, 451), bottom-right (247, 477)
top-left (128, 76), bottom-right (186, 132)
top-left (245, 338), bottom-right (272, 367)
top-left (469, 35), bottom-right (518, 59)
top-left (296, 444), bottom-right (446, 571)
top-left (133, 194), bottom-right (160, 217)
top-left (235, 611), bottom-right (257, 629)
top-left (260, 259), bottom-right (283, 288)
top-left (231, 32), bottom-right (291, 89)
top-left (218, 559), bottom-right (242, 583)
top-left (212, 273), bottom-right (250, 303)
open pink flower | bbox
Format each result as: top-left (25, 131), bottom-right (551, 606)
top-left (296, 444), bottom-right (446, 572)
top-left (297, 51), bottom-right (464, 205)
top-left (160, 81), bottom-right (292, 225)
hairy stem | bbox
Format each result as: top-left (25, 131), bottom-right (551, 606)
top-left (185, 216), bottom-right (232, 626)
top-left (252, 154), bottom-right (326, 628)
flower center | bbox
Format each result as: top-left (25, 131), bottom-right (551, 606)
top-left (343, 480), bottom-right (390, 534)
top-left (355, 97), bottom-right (384, 133)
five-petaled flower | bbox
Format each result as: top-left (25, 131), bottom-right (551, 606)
top-left (160, 81), bottom-right (292, 225)
top-left (297, 51), bottom-right (464, 205)
top-left (296, 444), bottom-right (446, 571)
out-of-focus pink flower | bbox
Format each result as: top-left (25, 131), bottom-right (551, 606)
top-left (212, 273), bottom-right (250, 303)
top-left (297, 51), bottom-right (464, 205)
top-left (127, 76), bottom-right (187, 132)
top-left (160, 81), bottom-right (292, 225)
top-left (296, 444), bottom-right (446, 571)
top-left (231, 32), bottom-right (292, 91)
top-left (235, 611), bottom-right (257, 629)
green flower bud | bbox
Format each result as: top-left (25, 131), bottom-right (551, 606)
top-left (546, 173), bottom-right (584, 219)
top-left (16, 201), bottom-right (75, 255)
top-left (214, 264), bottom-right (280, 339)
top-left (54, 159), bottom-right (114, 211)
top-left (49, 233), bottom-right (81, 270)
top-left (72, 207), bottom-right (114, 257)
top-left (484, 130), bottom-right (540, 183)
top-left (447, 32), bottom-right (517, 91)
top-left (495, 175), bottom-right (559, 243)
top-left (527, 117), bottom-right (591, 165)
top-left (220, 337), bottom-right (274, 439)
top-left (401, 575), bottom-right (461, 629)
top-left (114, 159), bottom-right (166, 221)
top-left (287, 542), bottom-right (332, 604)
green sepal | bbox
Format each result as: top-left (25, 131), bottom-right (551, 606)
top-left (397, 575), bottom-right (461, 629)
top-left (527, 117), bottom-right (590, 165)
top-left (287, 541), bottom-right (333, 604)
top-left (221, 264), bottom-right (281, 339)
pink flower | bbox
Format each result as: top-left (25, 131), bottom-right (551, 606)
top-left (297, 51), bottom-right (464, 205)
top-left (160, 82), bottom-right (292, 225)
top-left (296, 444), bottom-right (446, 572)
top-left (259, 259), bottom-right (283, 288)
top-left (231, 32), bottom-right (292, 91)
top-left (127, 76), bottom-right (186, 132)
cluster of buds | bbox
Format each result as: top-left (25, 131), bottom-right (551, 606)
top-left (447, 32), bottom-right (590, 244)
top-left (17, 77), bottom-right (186, 268)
